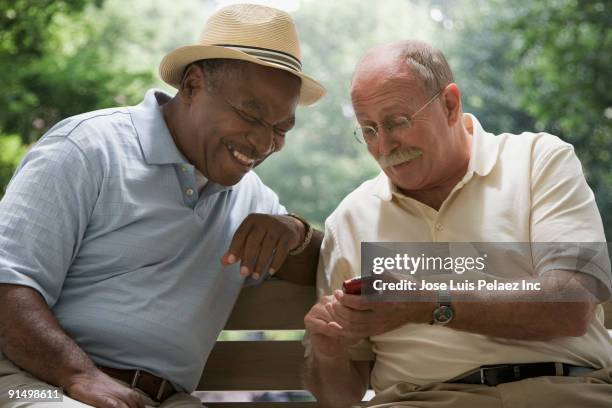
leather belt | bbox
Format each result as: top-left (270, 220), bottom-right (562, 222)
top-left (98, 366), bottom-right (177, 402)
top-left (451, 363), bottom-right (594, 386)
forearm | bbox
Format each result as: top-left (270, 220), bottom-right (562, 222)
top-left (0, 283), bottom-right (97, 387)
top-left (447, 272), bottom-right (600, 339)
top-left (450, 300), bottom-right (595, 340)
top-left (275, 229), bottom-right (322, 285)
top-left (303, 351), bottom-right (367, 408)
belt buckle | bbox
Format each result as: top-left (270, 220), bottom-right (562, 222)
top-left (156, 379), bottom-right (168, 401)
top-left (130, 370), bottom-right (142, 389)
top-left (479, 365), bottom-right (510, 385)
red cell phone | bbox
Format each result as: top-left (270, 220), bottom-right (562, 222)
top-left (342, 276), bottom-right (378, 295)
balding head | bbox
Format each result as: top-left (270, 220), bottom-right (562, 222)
top-left (350, 40), bottom-right (469, 206)
top-left (353, 41), bottom-right (454, 98)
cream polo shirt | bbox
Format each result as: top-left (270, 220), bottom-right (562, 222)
top-left (314, 114), bottom-right (612, 392)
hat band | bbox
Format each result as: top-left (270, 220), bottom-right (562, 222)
top-left (214, 44), bottom-right (302, 73)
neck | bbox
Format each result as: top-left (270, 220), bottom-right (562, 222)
top-left (160, 96), bottom-right (186, 157)
top-left (398, 165), bottom-right (468, 211)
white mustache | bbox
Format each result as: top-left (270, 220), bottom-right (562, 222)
top-left (378, 148), bottom-right (423, 168)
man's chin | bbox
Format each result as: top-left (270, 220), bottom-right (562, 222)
top-left (384, 170), bottom-right (420, 190)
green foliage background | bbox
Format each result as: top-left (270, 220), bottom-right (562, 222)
top-left (1, 0), bottom-right (610, 236)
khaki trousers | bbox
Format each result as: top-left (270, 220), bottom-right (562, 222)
top-left (0, 353), bottom-right (204, 408)
top-left (365, 366), bottom-right (612, 408)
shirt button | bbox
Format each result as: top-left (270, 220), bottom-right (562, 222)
top-left (435, 223), bottom-right (444, 231)
top-left (185, 188), bottom-right (194, 196)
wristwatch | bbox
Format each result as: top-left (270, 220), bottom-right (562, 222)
top-left (431, 289), bottom-right (454, 325)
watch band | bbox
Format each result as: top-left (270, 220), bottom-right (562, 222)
top-left (286, 213), bottom-right (313, 256)
top-left (438, 289), bottom-right (451, 307)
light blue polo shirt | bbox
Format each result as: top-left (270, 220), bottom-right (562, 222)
top-left (0, 89), bottom-right (286, 392)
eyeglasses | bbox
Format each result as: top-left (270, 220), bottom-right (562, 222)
top-left (353, 90), bottom-right (441, 145)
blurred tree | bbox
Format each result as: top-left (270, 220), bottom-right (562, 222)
top-left (441, 0), bottom-right (538, 134)
top-left (0, 0), bottom-right (152, 143)
top-left (504, 0), bottom-right (612, 238)
top-left (0, 134), bottom-right (27, 196)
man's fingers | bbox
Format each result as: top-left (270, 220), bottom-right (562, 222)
top-left (91, 396), bottom-right (130, 408)
top-left (240, 227), bottom-right (266, 277)
top-left (329, 302), bottom-right (374, 326)
top-left (252, 232), bottom-right (279, 279)
top-left (97, 389), bottom-right (142, 408)
top-left (220, 252), bottom-right (236, 265)
top-left (126, 391), bottom-right (146, 408)
top-left (306, 315), bottom-right (342, 336)
top-left (268, 240), bottom-right (290, 275)
top-left (334, 290), bottom-right (373, 310)
top-left (225, 218), bottom-right (254, 265)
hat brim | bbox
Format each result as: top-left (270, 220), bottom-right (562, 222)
top-left (159, 45), bottom-right (325, 106)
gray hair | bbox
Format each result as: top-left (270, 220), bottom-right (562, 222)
top-left (396, 41), bottom-right (454, 95)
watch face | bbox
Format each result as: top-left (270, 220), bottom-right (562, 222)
top-left (433, 305), bottom-right (454, 325)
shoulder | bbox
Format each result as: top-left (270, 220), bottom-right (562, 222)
top-left (44, 107), bottom-right (136, 159)
top-left (495, 131), bottom-right (573, 160)
top-left (43, 107), bottom-right (133, 150)
top-left (232, 171), bottom-right (283, 211)
top-left (234, 171), bottom-right (269, 194)
top-left (23, 107), bottom-right (135, 181)
top-left (45, 108), bottom-right (132, 140)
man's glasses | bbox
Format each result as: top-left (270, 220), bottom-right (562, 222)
top-left (353, 90), bottom-right (441, 145)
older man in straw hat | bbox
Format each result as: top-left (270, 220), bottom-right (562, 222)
top-left (303, 40), bottom-right (612, 407)
top-left (0, 4), bottom-right (324, 408)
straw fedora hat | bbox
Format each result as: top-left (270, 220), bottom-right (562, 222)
top-left (159, 3), bottom-right (325, 106)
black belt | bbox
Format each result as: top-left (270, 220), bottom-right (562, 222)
top-left (98, 366), bottom-right (177, 402)
top-left (451, 363), bottom-right (594, 386)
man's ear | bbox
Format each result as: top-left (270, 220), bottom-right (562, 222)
top-left (441, 83), bottom-right (461, 126)
top-left (179, 63), bottom-right (205, 103)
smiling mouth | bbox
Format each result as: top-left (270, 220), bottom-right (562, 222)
top-left (225, 142), bottom-right (257, 167)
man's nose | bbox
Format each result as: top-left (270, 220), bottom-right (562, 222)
top-left (376, 127), bottom-right (399, 156)
top-left (246, 126), bottom-right (275, 156)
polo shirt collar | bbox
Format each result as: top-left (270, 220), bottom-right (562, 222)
top-left (372, 113), bottom-right (501, 202)
top-left (129, 89), bottom-right (234, 195)
top-left (465, 113), bottom-right (500, 178)
top-left (129, 89), bottom-right (188, 166)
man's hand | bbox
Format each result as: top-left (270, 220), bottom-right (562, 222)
top-left (326, 289), bottom-right (433, 339)
top-left (304, 295), bottom-right (360, 358)
top-left (220, 213), bottom-right (305, 279)
top-left (304, 296), bottom-right (372, 408)
top-left (63, 369), bottom-right (145, 408)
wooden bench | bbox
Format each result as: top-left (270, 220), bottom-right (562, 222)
top-left (198, 280), bottom-right (612, 407)
top-left (199, 280), bottom-right (316, 407)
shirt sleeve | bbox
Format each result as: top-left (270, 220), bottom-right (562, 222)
top-left (0, 135), bottom-right (99, 306)
top-left (530, 140), bottom-right (611, 297)
top-left (302, 216), bottom-right (376, 361)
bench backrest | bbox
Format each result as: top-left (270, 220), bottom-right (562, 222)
top-left (199, 280), bottom-right (316, 407)
top-left (199, 280), bottom-right (612, 407)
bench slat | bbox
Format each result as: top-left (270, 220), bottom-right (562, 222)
top-left (225, 281), bottom-right (316, 330)
top-left (200, 341), bottom-right (305, 391)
